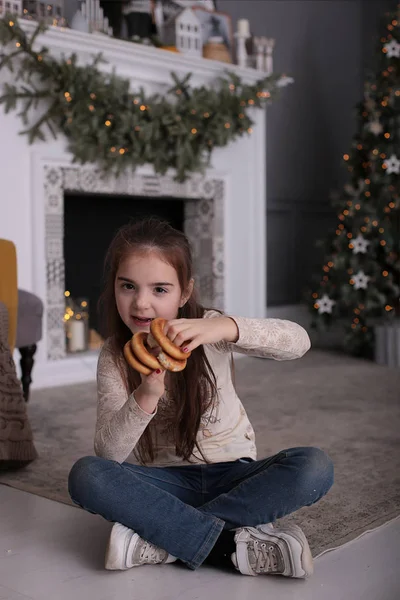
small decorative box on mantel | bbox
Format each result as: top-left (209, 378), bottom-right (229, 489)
top-left (374, 319), bottom-right (400, 368)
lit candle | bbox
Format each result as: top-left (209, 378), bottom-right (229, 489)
top-left (237, 19), bottom-right (250, 37)
top-left (68, 319), bottom-right (86, 352)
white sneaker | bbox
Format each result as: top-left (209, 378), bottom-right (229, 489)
top-left (231, 523), bottom-right (313, 578)
top-left (105, 522), bottom-right (177, 570)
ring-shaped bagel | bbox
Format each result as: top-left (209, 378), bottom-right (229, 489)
top-left (150, 318), bottom-right (191, 361)
top-left (123, 340), bottom-right (152, 375)
top-left (131, 331), bottom-right (161, 370)
top-left (157, 351), bottom-right (187, 372)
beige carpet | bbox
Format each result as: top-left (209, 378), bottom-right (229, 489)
top-left (1, 349), bottom-right (399, 558)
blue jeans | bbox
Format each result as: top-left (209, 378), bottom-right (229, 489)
top-left (68, 446), bottom-right (334, 570)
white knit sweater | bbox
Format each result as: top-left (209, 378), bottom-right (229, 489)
top-left (94, 311), bottom-right (311, 466)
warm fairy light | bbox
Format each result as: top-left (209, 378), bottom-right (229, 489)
top-left (382, 100), bottom-right (388, 107)
top-left (339, 224), bottom-right (345, 230)
top-left (176, 89), bottom-right (182, 95)
top-left (105, 120), bottom-right (111, 126)
top-left (343, 209), bottom-right (349, 215)
top-left (372, 220), bottom-right (378, 226)
top-left (229, 84), bottom-right (235, 90)
top-left (385, 305), bottom-right (393, 311)
top-left (349, 243), bottom-right (354, 250)
top-left (396, 91), bottom-right (400, 96)
top-left (328, 261), bottom-right (334, 267)
top-left (347, 233), bottom-right (352, 239)
top-left (89, 105), bottom-right (95, 111)
top-left (361, 226), bottom-right (367, 233)
top-left (373, 149), bottom-right (379, 155)
top-left (204, 112), bottom-right (210, 118)
top-left (380, 240), bottom-right (387, 246)
top-left (380, 153), bottom-right (386, 159)
top-left (379, 227), bottom-right (384, 233)
top-left (365, 179), bottom-right (370, 184)
top-left (225, 123), bottom-right (231, 128)
top-left (336, 229), bottom-right (340, 235)
top-left (365, 191), bottom-right (371, 197)
top-left (16, 42), bottom-right (21, 47)
top-left (119, 148), bottom-right (126, 155)
top-left (313, 303), bottom-right (319, 309)
top-left (323, 276), bottom-right (328, 281)
top-left (384, 207), bottom-right (391, 213)
top-left (133, 99), bottom-right (139, 104)
top-left (9, 20), bottom-right (14, 26)
top-left (389, 202), bottom-right (395, 208)
top-left (110, 147), bottom-right (116, 152)
top-left (323, 266), bottom-right (329, 272)
top-left (248, 128), bottom-right (253, 133)
top-left (64, 291), bottom-right (70, 297)
top-left (343, 154), bottom-right (350, 161)
top-left (393, 20), bottom-right (398, 26)
top-left (248, 99), bottom-right (255, 105)
top-left (357, 144), bottom-right (363, 150)
top-left (350, 279), bottom-right (355, 285)
top-left (355, 204), bottom-right (361, 210)
top-left (135, 126), bottom-right (141, 132)
top-left (383, 271), bottom-right (389, 277)
top-left (64, 92), bottom-right (70, 98)
top-left (191, 128), bottom-right (197, 134)
top-left (239, 113), bottom-right (244, 119)
top-left (365, 217), bottom-right (370, 223)
top-left (348, 269), bottom-right (353, 275)
top-left (354, 308), bottom-right (360, 314)
top-left (312, 293), bottom-right (318, 299)
top-left (385, 133), bottom-right (391, 139)
top-left (347, 200), bottom-right (352, 206)
top-left (339, 214), bottom-right (345, 221)
top-left (140, 105), bottom-right (146, 111)
top-left (191, 109), bottom-right (197, 115)
top-left (38, 55), bottom-right (43, 62)
top-left (351, 324), bottom-right (357, 330)
top-left (354, 318), bottom-right (360, 324)
top-left (90, 93), bottom-right (96, 100)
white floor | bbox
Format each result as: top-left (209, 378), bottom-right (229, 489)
top-left (0, 485), bottom-right (399, 600)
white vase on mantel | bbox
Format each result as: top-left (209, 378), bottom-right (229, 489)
top-left (71, 8), bottom-right (89, 33)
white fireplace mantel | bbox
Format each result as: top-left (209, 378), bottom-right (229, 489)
top-left (0, 22), bottom-right (267, 389)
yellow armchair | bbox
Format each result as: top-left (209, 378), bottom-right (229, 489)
top-left (0, 239), bottom-right (18, 352)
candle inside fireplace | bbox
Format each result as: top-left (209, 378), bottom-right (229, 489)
top-left (68, 319), bottom-right (86, 352)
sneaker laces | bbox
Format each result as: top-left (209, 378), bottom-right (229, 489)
top-left (250, 539), bottom-right (280, 574)
top-left (139, 542), bottom-right (166, 564)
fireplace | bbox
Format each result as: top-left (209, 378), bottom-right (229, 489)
top-left (44, 165), bottom-right (225, 360)
top-left (64, 192), bottom-right (186, 337)
top-left (1, 23), bottom-right (267, 388)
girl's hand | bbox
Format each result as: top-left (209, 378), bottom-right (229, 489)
top-left (135, 369), bottom-right (166, 414)
top-left (164, 317), bottom-right (239, 353)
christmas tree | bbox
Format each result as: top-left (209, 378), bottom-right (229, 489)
top-left (308, 5), bottom-right (400, 358)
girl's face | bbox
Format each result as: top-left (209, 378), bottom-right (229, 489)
top-left (115, 250), bottom-right (193, 333)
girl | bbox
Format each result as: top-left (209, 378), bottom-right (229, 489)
top-left (68, 218), bottom-right (334, 578)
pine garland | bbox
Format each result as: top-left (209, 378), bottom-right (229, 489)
top-left (0, 16), bottom-right (291, 182)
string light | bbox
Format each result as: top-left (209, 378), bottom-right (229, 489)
top-left (389, 202), bottom-right (395, 208)
top-left (384, 133), bottom-right (391, 138)
top-left (64, 291), bottom-right (70, 297)
top-left (16, 42), bottom-right (20, 47)
top-left (135, 126), bottom-right (141, 132)
top-left (191, 128), bottom-right (197, 134)
top-left (225, 123), bottom-right (231, 129)
top-left (105, 120), bottom-right (111, 126)
top-left (140, 105), bottom-right (146, 111)
top-left (385, 305), bottom-right (393, 311)
top-left (38, 55), bottom-right (43, 61)
top-left (229, 84), bottom-right (235, 91)
top-left (380, 240), bottom-right (387, 246)
top-left (9, 20), bottom-right (14, 26)
top-left (191, 109), bottom-right (197, 114)
top-left (90, 93), bottom-right (96, 100)
top-left (379, 227), bottom-right (384, 233)
top-left (248, 128), bottom-right (253, 133)
top-left (239, 113), bottom-right (244, 119)
top-left (133, 99), bottom-right (139, 104)
top-left (248, 99), bottom-right (255, 105)
top-left (343, 154), bottom-right (350, 161)
top-left (89, 105), bottom-right (95, 112)
top-left (110, 147), bottom-right (116, 153)
top-left (203, 112), bottom-right (210, 118)
top-left (383, 271), bottom-right (389, 277)
top-left (119, 148), bottom-right (126, 155)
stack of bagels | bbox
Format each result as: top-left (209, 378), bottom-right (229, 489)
top-left (123, 317), bottom-right (191, 374)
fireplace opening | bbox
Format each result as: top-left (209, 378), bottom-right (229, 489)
top-left (64, 192), bottom-right (184, 343)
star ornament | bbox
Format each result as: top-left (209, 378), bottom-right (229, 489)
top-left (383, 154), bottom-right (400, 175)
top-left (352, 271), bottom-right (370, 290)
top-left (369, 121), bottom-right (383, 136)
top-left (316, 294), bottom-right (336, 314)
top-left (384, 39), bottom-right (400, 58)
top-left (352, 234), bottom-right (370, 254)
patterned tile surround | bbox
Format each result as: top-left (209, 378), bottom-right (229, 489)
top-left (44, 165), bottom-right (225, 360)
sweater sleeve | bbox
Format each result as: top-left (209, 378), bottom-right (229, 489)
top-left (204, 310), bottom-right (311, 360)
top-left (94, 341), bottom-right (156, 463)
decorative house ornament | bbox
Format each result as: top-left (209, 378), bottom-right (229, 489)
top-left (71, 0), bottom-right (113, 36)
top-left (23, 0), bottom-right (64, 24)
top-left (162, 6), bottom-right (202, 56)
top-left (0, 0), bottom-right (22, 17)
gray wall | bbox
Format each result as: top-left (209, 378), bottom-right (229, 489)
top-left (219, 0), bottom-right (396, 306)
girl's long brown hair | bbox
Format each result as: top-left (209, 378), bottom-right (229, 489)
top-left (98, 217), bottom-right (218, 464)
